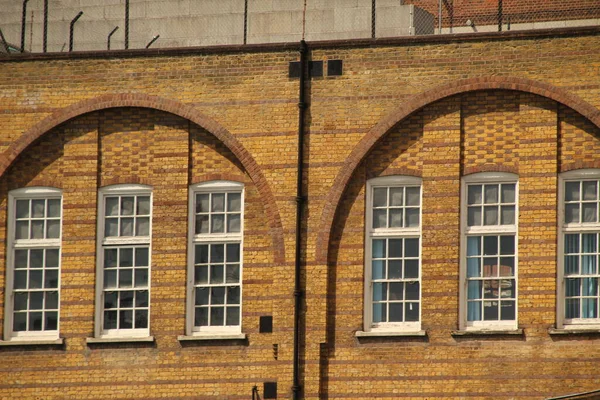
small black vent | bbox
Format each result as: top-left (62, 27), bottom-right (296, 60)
top-left (259, 316), bottom-right (273, 333)
top-left (264, 382), bottom-right (277, 399)
top-left (309, 60), bottom-right (323, 77)
top-left (289, 61), bottom-right (301, 78)
top-left (327, 59), bottom-right (343, 76)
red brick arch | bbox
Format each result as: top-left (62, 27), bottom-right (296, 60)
top-left (316, 76), bottom-right (600, 263)
top-left (0, 93), bottom-right (286, 264)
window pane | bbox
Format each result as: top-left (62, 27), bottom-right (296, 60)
top-left (120, 218), bottom-right (134, 236)
top-left (467, 207), bottom-right (481, 226)
top-left (46, 249), bottom-right (59, 268)
top-left (227, 214), bottom-right (241, 233)
top-left (405, 282), bottom-right (419, 300)
top-left (565, 255), bottom-right (579, 275)
top-left (195, 215), bottom-right (209, 234)
top-left (566, 278), bottom-right (580, 297)
top-left (13, 313), bottom-right (27, 331)
top-left (226, 307), bottom-right (240, 325)
top-left (211, 307), bottom-right (225, 325)
top-left (120, 248), bottom-right (133, 267)
top-left (14, 249), bottom-right (28, 269)
top-left (212, 193), bottom-right (225, 212)
top-left (484, 185), bottom-right (498, 203)
top-left (405, 208), bottom-right (419, 227)
top-left (226, 243), bottom-right (240, 263)
top-left (501, 184), bottom-right (515, 203)
top-left (483, 301), bottom-right (498, 320)
top-left (121, 197), bottom-right (134, 216)
top-left (388, 209), bottom-right (402, 228)
top-left (30, 249), bottom-right (43, 268)
top-left (45, 312), bottom-right (58, 330)
top-left (388, 239), bottom-right (402, 258)
top-left (104, 291), bottom-right (118, 309)
top-left (119, 310), bottom-right (133, 329)
top-left (29, 312), bottom-right (43, 331)
top-left (467, 302), bottom-right (481, 321)
top-left (389, 282), bottom-right (403, 300)
top-left (195, 245), bottom-right (209, 264)
top-left (372, 303), bottom-right (386, 323)
top-left (104, 270), bottom-right (117, 288)
top-left (582, 203), bottom-right (597, 223)
top-left (483, 206), bottom-right (498, 225)
top-left (373, 283), bottom-right (386, 301)
top-left (119, 269), bottom-right (133, 288)
top-left (389, 188), bottom-right (403, 207)
top-left (44, 269), bottom-right (59, 288)
top-left (467, 258), bottom-right (480, 278)
top-left (211, 244), bottom-right (224, 263)
top-left (373, 210), bottom-right (386, 229)
top-left (226, 265), bottom-right (240, 283)
top-left (137, 196), bottom-right (150, 215)
top-left (483, 280), bottom-right (499, 298)
top-left (387, 260), bottom-right (401, 279)
top-left (404, 260), bottom-right (419, 279)
top-left (500, 206), bottom-right (515, 225)
top-left (499, 257), bottom-right (514, 277)
top-left (120, 291), bottom-right (134, 308)
top-left (468, 281), bottom-right (481, 300)
top-left (195, 266), bottom-right (209, 285)
top-left (195, 288), bottom-right (209, 306)
top-left (211, 287), bottom-right (225, 304)
top-left (104, 310), bottom-right (117, 330)
top-left (29, 270), bottom-right (43, 289)
top-left (135, 290), bottom-right (148, 307)
top-left (582, 255), bottom-right (597, 275)
top-left (227, 193), bottom-right (241, 212)
top-left (196, 194), bottom-right (209, 213)
top-left (565, 234), bottom-right (579, 254)
top-left (30, 292), bottom-right (43, 309)
top-left (105, 249), bottom-right (118, 268)
top-left (467, 236), bottom-right (481, 256)
top-left (483, 258), bottom-right (497, 277)
top-left (468, 185), bottom-right (482, 205)
top-left (582, 234), bottom-right (597, 253)
top-left (565, 204), bottom-right (580, 224)
top-left (372, 239), bottom-right (386, 259)
top-left (500, 301), bottom-right (515, 320)
top-left (135, 310), bottom-right (148, 329)
top-left (565, 298), bottom-right (580, 319)
top-left (406, 187), bottom-right (420, 206)
top-left (583, 181), bottom-right (597, 200)
top-left (405, 238), bottom-right (419, 258)
top-left (45, 220), bottom-right (60, 239)
top-left (500, 236), bottom-right (515, 255)
top-left (106, 197), bottom-right (119, 216)
top-left (135, 248), bottom-right (149, 267)
top-left (31, 220), bottom-right (44, 239)
top-left (47, 199), bottom-right (61, 218)
top-left (14, 292), bottom-right (28, 311)
top-left (210, 265), bottom-right (224, 284)
top-left (134, 268), bottom-right (148, 287)
top-left (16, 200), bottom-right (29, 218)
top-left (136, 217), bottom-right (150, 236)
top-left (483, 236), bottom-right (498, 256)
top-left (46, 291), bottom-right (59, 309)
top-left (582, 299), bottom-right (598, 318)
top-left (583, 278), bottom-right (598, 296)
top-left (500, 279), bottom-right (515, 299)
top-left (372, 260), bottom-right (385, 280)
top-left (195, 308), bottom-right (209, 326)
top-left (373, 188), bottom-right (387, 207)
top-left (405, 302), bottom-right (419, 321)
top-left (211, 214), bottom-right (225, 233)
top-left (16, 220), bottom-right (29, 239)
top-left (227, 286), bottom-right (241, 304)
top-left (14, 270), bottom-right (27, 289)
top-left (565, 182), bottom-right (580, 201)
top-left (389, 303), bottom-right (403, 322)
top-left (105, 218), bottom-right (118, 237)
top-left (32, 199), bottom-right (45, 218)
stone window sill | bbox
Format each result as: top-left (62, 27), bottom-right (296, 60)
top-left (451, 329), bottom-right (523, 337)
top-left (178, 333), bottom-right (247, 342)
top-left (355, 330), bottom-right (427, 338)
top-left (548, 328), bottom-right (600, 335)
top-left (0, 338), bottom-right (64, 346)
top-left (86, 336), bottom-right (155, 344)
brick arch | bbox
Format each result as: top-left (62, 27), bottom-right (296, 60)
top-left (0, 93), bottom-right (286, 264)
top-left (316, 76), bottom-right (600, 263)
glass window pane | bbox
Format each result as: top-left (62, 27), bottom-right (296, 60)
top-left (372, 210), bottom-right (386, 229)
top-left (565, 234), bottom-right (580, 254)
top-left (211, 214), bottom-right (225, 233)
top-left (135, 310), bottom-right (148, 329)
top-left (46, 220), bottom-right (60, 239)
top-left (14, 270), bottom-right (27, 289)
top-left (499, 257), bottom-right (515, 277)
top-left (582, 255), bottom-right (597, 275)
top-left (46, 249), bottom-right (59, 268)
top-left (195, 288), bottom-right (209, 306)
top-left (211, 288), bottom-right (226, 305)
top-left (14, 292), bottom-right (28, 311)
top-left (565, 204), bottom-right (580, 224)
top-left (500, 206), bottom-right (515, 225)
top-left (483, 280), bottom-right (499, 298)
top-left (483, 236), bottom-right (498, 256)
top-left (120, 248), bottom-right (133, 267)
top-left (195, 245), bottom-right (209, 264)
top-left (583, 278), bottom-right (598, 296)
top-left (104, 291), bottom-right (118, 309)
top-left (565, 255), bottom-right (579, 275)
top-left (46, 291), bottom-right (59, 309)
top-left (106, 197), bottom-right (119, 216)
top-left (210, 265), bottom-right (224, 284)
top-left (135, 290), bottom-right (149, 307)
top-left (105, 249), bottom-right (118, 268)
top-left (405, 282), bottom-right (419, 300)
top-left (212, 193), bottom-right (225, 212)
top-left (405, 208), bottom-right (420, 227)
top-left (226, 244), bottom-right (240, 263)
top-left (582, 299), bottom-right (598, 318)
top-left (500, 301), bottom-right (515, 320)
top-left (373, 283), bottom-right (386, 301)
top-left (104, 270), bottom-right (117, 289)
top-left (372, 260), bottom-right (385, 280)
top-left (389, 282), bottom-right (403, 300)
top-left (405, 302), bottom-right (419, 321)
top-left (14, 249), bottom-right (28, 269)
top-left (227, 286), bottom-right (240, 304)
top-left (16, 200), bottom-right (29, 219)
top-left (404, 260), bottom-right (419, 279)
top-left (119, 310), bottom-right (133, 329)
top-left (45, 312), bottom-right (58, 331)
top-left (104, 310), bottom-right (117, 330)
top-left (44, 269), bottom-right (59, 288)
top-left (500, 279), bottom-right (515, 299)
top-left (16, 220), bottom-right (29, 239)
top-left (388, 239), bottom-right (402, 258)
top-left (500, 236), bottom-right (515, 255)
top-left (137, 196), bottom-right (150, 215)
top-left (405, 238), bottom-right (419, 258)
top-left (467, 207), bottom-right (481, 226)
top-left (120, 217), bottom-right (134, 236)
top-left (13, 313), bottom-right (27, 331)
top-left (501, 184), bottom-right (515, 203)
top-left (389, 303), bottom-right (403, 322)
top-left (31, 220), bottom-right (44, 239)
top-left (565, 299), bottom-right (580, 319)
top-left (30, 249), bottom-right (43, 268)
top-left (484, 185), bottom-right (498, 203)
top-left (483, 301), bottom-right (498, 321)
top-left (121, 197), bottom-right (134, 216)
top-left (30, 292), bottom-right (43, 310)
top-left (211, 307), bottom-right (225, 326)
top-left (388, 209), bottom-right (402, 228)
top-left (227, 193), bottom-right (241, 212)
top-left (227, 214), bottom-right (241, 233)
top-left (387, 260), bottom-right (401, 279)
top-left (566, 278), bottom-right (580, 297)
top-left (389, 188), bottom-right (403, 206)
top-left (134, 268), bottom-right (148, 287)
top-left (483, 258), bottom-right (497, 277)
top-left (565, 182), bottom-right (580, 202)
top-left (226, 307), bottom-right (240, 326)
top-left (211, 244), bottom-right (224, 263)
top-left (226, 265), bottom-right (240, 283)
top-left (135, 217), bottom-right (150, 236)
top-left (135, 248), bottom-right (149, 267)
top-left (119, 269), bottom-right (133, 288)
top-left (194, 307), bottom-right (209, 326)
top-left (195, 266), bottom-right (209, 285)
top-left (372, 303), bottom-right (386, 323)
top-left (29, 312), bottom-right (43, 331)
top-left (29, 270), bottom-right (43, 289)
top-left (582, 203), bottom-right (598, 223)
top-left (468, 185), bottom-right (482, 205)
top-left (47, 199), bottom-right (61, 218)
top-left (195, 215), bottom-right (209, 234)
top-left (196, 194), bottom-right (210, 213)
top-left (373, 188), bottom-right (387, 207)
top-left (372, 239), bottom-right (386, 259)
top-left (468, 281), bottom-right (482, 300)
top-left (120, 291), bottom-right (134, 308)
top-left (467, 236), bottom-right (481, 256)
top-left (484, 206), bottom-right (498, 225)
top-left (467, 302), bottom-right (481, 321)
top-left (105, 218), bottom-right (118, 237)
top-left (406, 187), bottom-right (420, 206)
top-left (583, 181), bottom-right (597, 200)
top-left (32, 199), bottom-right (45, 218)
top-left (467, 258), bottom-right (480, 278)
top-left (582, 233), bottom-right (597, 253)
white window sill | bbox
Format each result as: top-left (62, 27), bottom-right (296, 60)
top-left (178, 333), bottom-right (247, 342)
top-left (355, 330), bottom-right (426, 338)
top-left (0, 338), bottom-right (64, 346)
top-left (86, 336), bottom-right (155, 344)
top-left (451, 329), bottom-right (523, 336)
top-left (548, 328), bottom-right (600, 335)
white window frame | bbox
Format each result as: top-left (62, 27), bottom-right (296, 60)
top-left (460, 172), bottom-right (519, 331)
top-left (364, 175), bottom-right (422, 333)
top-left (4, 187), bottom-right (62, 341)
top-left (95, 184), bottom-right (152, 339)
top-left (558, 169), bottom-right (600, 330)
top-left (186, 180), bottom-right (244, 337)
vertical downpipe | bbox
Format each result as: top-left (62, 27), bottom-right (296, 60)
top-left (69, 11), bottom-right (83, 52)
top-left (293, 39), bottom-right (308, 400)
top-left (20, 0), bottom-right (29, 52)
top-left (371, 0), bottom-right (376, 38)
top-left (43, 0), bottom-right (48, 52)
top-left (125, 0), bottom-right (130, 49)
top-left (243, 0), bottom-right (248, 45)
top-left (498, 0), bottom-right (503, 31)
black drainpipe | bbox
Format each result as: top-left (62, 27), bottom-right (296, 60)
top-left (292, 39), bottom-right (308, 400)
top-left (20, 0), bottom-right (29, 52)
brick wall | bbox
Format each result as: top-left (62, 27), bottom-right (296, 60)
top-left (0, 28), bottom-right (599, 399)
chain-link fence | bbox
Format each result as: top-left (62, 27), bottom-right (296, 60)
top-left (1, 0), bottom-right (599, 54)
